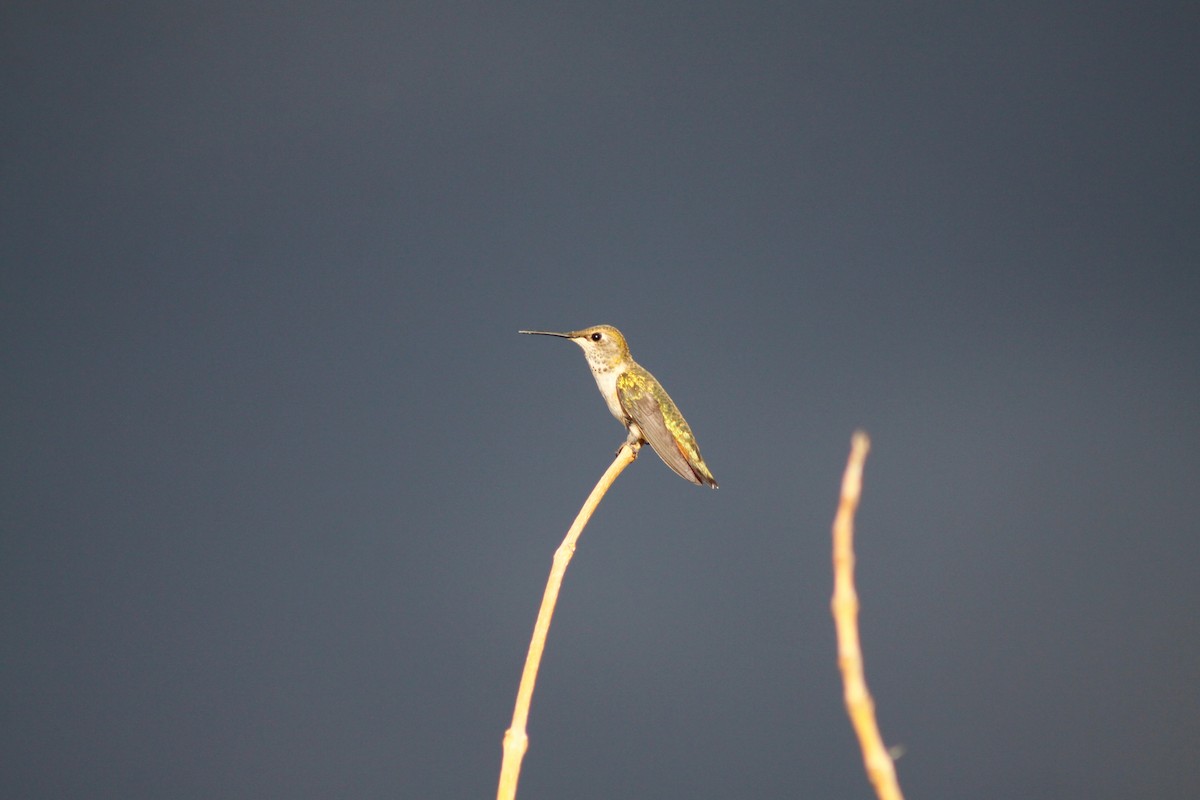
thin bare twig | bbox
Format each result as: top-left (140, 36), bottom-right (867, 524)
top-left (831, 431), bottom-right (904, 800)
top-left (497, 442), bottom-right (640, 800)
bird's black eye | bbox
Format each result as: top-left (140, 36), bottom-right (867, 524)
top-left (591, 332), bottom-right (602, 341)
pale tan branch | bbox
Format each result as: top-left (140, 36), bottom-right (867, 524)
top-left (831, 431), bottom-right (904, 800)
top-left (497, 442), bottom-right (640, 800)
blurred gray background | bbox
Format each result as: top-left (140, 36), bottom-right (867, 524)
top-left (3, 3), bottom-right (1198, 798)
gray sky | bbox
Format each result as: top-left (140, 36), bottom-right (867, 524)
top-left (3, 3), bottom-right (1198, 798)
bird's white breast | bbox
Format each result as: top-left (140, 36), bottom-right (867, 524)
top-left (590, 365), bottom-right (626, 422)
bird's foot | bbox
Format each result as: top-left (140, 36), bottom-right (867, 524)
top-left (615, 439), bottom-right (642, 459)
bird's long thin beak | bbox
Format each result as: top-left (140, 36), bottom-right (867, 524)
top-left (518, 330), bottom-right (574, 338)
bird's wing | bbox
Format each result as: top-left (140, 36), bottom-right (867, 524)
top-left (617, 369), bottom-right (704, 485)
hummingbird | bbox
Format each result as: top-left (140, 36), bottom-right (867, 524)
top-left (519, 325), bottom-right (718, 488)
